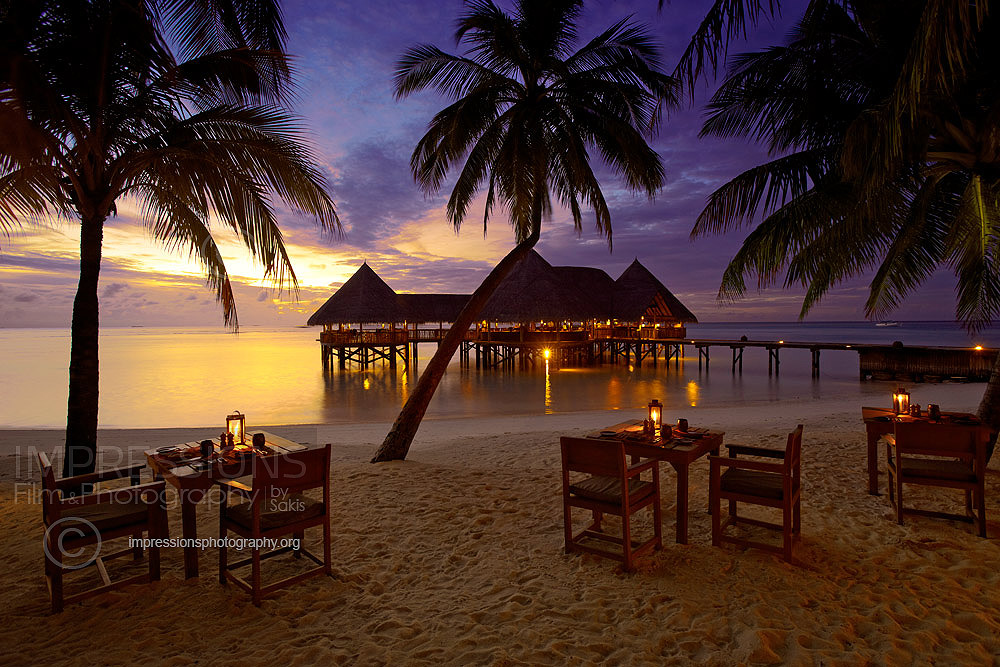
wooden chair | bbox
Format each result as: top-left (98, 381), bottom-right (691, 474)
top-left (560, 437), bottom-right (662, 571)
top-left (37, 452), bottom-right (165, 613)
top-left (710, 425), bottom-right (803, 562)
top-left (217, 444), bottom-right (332, 605)
top-left (885, 421), bottom-right (988, 537)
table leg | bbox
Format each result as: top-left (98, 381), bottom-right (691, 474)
top-left (672, 462), bottom-right (689, 544)
top-left (866, 428), bottom-right (880, 495)
top-left (181, 489), bottom-right (203, 578)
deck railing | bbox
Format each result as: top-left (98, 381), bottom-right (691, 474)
top-left (320, 326), bottom-right (686, 346)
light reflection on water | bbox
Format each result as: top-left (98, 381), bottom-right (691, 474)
top-left (0, 322), bottom-right (996, 428)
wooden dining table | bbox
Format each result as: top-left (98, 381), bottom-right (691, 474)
top-left (582, 420), bottom-right (725, 545)
top-left (861, 406), bottom-right (987, 495)
top-left (144, 431), bottom-right (311, 579)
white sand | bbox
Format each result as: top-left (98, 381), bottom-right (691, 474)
top-left (1, 391), bottom-right (999, 664)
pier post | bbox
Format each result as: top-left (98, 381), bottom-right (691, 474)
top-left (389, 345), bottom-right (396, 370)
top-left (811, 348), bottom-right (820, 377)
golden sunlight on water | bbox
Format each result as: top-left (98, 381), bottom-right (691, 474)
top-left (0, 325), bottom-right (930, 429)
top-left (544, 360), bottom-right (552, 414)
top-left (687, 380), bottom-right (700, 407)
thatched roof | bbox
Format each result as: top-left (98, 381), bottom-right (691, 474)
top-left (552, 265), bottom-right (616, 320)
top-left (479, 251), bottom-right (593, 322)
top-left (612, 259), bottom-right (699, 323)
top-left (307, 253), bottom-right (697, 325)
top-left (306, 263), bottom-right (407, 325)
top-left (400, 294), bottom-right (469, 323)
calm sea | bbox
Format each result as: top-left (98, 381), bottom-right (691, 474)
top-left (1, 321), bottom-right (997, 429)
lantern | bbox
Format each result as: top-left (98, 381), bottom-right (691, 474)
top-left (891, 388), bottom-right (910, 415)
top-left (226, 411), bottom-right (246, 445)
top-left (648, 399), bottom-right (663, 430)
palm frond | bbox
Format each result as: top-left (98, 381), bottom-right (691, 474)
top-left (669, 0), bottom-right (781, 96)
top-left (692, 148), bottom-right (834, 237)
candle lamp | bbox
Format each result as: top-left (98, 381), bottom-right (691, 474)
top-left (226, 410), bottom-right (246, 445)
top-left (648, 399), bottom-right (662, 431)
top-left (892, 388), bottom-right (910, 415)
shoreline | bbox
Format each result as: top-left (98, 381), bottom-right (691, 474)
top-left (1, 384), bottom-right (986, 454)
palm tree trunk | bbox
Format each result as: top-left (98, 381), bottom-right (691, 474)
top-left (64, 213), bottom-right (104, 479)
top-left (371, 226), bottom-right (541, 463)
top-left (976, 351), bottom-right (1000, 462)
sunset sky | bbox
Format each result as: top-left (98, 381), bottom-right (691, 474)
top-left (0, 0), bottom-right (963, 328)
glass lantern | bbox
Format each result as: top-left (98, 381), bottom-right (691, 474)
top-left (892, 388), bottom-right (910, 415)
top-left (226, 411), bottom-right (246, 445)
top-left (648, 399), bottom-right (663, 430)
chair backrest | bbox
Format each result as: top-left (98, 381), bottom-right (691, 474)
top-left (251, 444), bottom-right (331, 495)
top-left (893, 421), bottom-right (981, 460)
top-left (784, 425), bottom-right (804, 474)
top-left (560, 437), bottom-right (625, 478)
top-left (37, 452), bottom-right (58, 524)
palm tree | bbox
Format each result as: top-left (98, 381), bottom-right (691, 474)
top-left (690, 0), bottom-right (1000, 454)
top-left (1, 0), bottom-right (338, 478)
top-left (371, 0), bottom-right (675, 462)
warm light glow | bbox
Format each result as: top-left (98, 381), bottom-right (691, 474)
top-left (892, 387), bottom-right (910, 415)
top-left (975, 345), bottom-right (984, 351)
top-left (363, 377), bottom-right (371, 391)
top-left (778, 340), bottom-right (784, 344)
top-left (846, 345), bottom-right (851, 348)
top-left (226, 411), bottom-right (245, 445)
top-left (543, 348), bottom-right (551, 360)
top-left (544, 360), bottom-right (552, 414)
top-left (687, 380), bottom-right (700, 407)
top-left (647, 399), bottom-right (662, 429)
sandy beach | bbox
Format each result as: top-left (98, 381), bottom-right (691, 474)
top-left (2, 392), bottom-right (999, 665)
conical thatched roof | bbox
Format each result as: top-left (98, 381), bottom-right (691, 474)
top-left (479, 250), bottom-right (593, 322)
top-left (307, 263), bottom-right (407, 325)
top-left (552, 265), bottom-right (616, 320)
top-left (400, 294), bottom-right (469, 323)
top-left (612, 259), bottom-right (698, 323)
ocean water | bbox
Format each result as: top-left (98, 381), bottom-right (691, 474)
top-left (0, 321), bottom-right (996, 429)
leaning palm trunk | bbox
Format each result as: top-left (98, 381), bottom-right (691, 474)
top-left (64, 214), bottom-right (105, 479)
top-left (976, 351), bottom-right (1000, 461)
top-left (372, 226), bottom-right (540, 463)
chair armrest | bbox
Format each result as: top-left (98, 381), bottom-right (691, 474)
top-left (880, 434), bottom-right (896, 447)
top-left (59, 480), bottom-right (166, 508)
top-left (726, 444), bottom-right (785, 459)
top-left (56, 463), bottom-right (146, 490)
top-left (709, 455), bottom-right (783, 474)
top-left (625, 458), bottom-right (658, 477)
top-left (215, 478), bottom-right (253, 495)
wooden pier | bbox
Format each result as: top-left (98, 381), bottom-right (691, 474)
top-left (687, 338), bottom-right (995, 382)
top-left (319, 329), bottom-right (995, 384)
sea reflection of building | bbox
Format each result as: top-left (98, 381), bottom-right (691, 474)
top-left (307, 250), bottom-right (697, 371)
